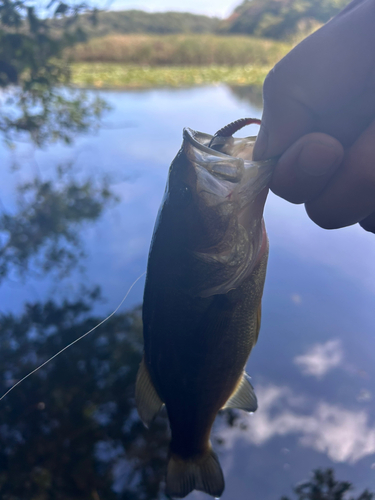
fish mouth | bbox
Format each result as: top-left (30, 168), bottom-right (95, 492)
top-left (183, 127), bottom-right (259, 161)
top-left (183, 127), bottom-right (276, 207)
top-left (182, 126), bottom-right (276, 297)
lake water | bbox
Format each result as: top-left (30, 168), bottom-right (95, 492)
top-left (1, 84), bottom-right (375, 499)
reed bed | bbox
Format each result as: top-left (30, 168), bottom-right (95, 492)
top-left (70, 63), bottom-right (271, 88)
top-left (67, 34), bottom-right (291, 67)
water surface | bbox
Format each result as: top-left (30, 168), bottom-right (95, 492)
top-left (0, 84), bottom-right (374, 499)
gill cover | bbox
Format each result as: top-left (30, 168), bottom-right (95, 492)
top-left (181, 124), bottom-right (276, 298)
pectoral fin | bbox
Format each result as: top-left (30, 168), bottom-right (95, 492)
top-left (222, 372), bottom-right (257, 412)
top-left (135, 356), bottom-right (164, 428)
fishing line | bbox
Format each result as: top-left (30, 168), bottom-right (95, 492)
top-left (0, 271), bottom-right (146, 402)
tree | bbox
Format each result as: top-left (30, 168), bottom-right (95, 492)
top-left (68, 9), bottom-right (221, 38)
top-left (226, 0), bottom-right (350, 39)
top-left (0, 0), bottom-right (89, 88)
top-left (0, 0), bottom-right (107, 145)
top-left (281, 469), bottom-right (374, 500)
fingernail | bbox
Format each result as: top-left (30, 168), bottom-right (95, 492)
top-left (297, 141), bottom-right (342, 176)
top-left (253, 125), bottom-right (268, 160)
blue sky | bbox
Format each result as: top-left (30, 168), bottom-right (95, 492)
top-left (105, 0), bottom-right (240, 18)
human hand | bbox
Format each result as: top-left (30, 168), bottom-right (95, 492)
top-left (253, 0), bottom-right (375, 233)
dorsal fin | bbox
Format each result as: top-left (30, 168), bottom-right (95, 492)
top-left (222, 372), bottom-right (257, 412)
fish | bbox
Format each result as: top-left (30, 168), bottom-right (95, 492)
top-left (135, 118), bottom-right (276, 498)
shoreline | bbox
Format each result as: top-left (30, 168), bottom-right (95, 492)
top-left (70, 63), bottom-right (271, 89)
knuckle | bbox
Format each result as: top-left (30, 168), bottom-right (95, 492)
top-left (360, 211), bottom-right (375, 234)
top-left (270, 182), bottom-right (306, 205)
top-left (262, 69), bottom-right (278, 101)
top-left (305, 201), bottom-right (349, 229)
top-left (305, 208), bottom-right (340, 229)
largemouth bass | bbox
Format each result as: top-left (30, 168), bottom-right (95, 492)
top-left (136, 118), bottom-right (276, 498)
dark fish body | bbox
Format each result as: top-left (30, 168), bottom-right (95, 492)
top-left (136, 124), bottom-right (275, 498)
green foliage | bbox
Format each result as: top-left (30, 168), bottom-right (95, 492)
top-left (227, 0), bottom-right (350, 39)
top-left (67, 33), bottom-right (291, 66)
top-left (52, 0), bottom-right (351, 44)
top-left (0, 167), bottom-right (117, 282)
top-left (71, 62), bottom-right (271, 88)
top-left (0, 0), bottom-right (108, 145)
top-left (281, 469), bottom-right (374, 500)
top-left (0, 0), bottom-right (88, 89)
top-left (61, 8), bottom-right (221, 39)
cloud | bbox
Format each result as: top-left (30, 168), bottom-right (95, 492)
top-left (218, 384), bottom-right (375, 464)
top-left (357, 389), bottom-right (373, 403)
top-left (294, 339), bottom-right (343, 378)
top-left (291, 293), bottom-right (302, 304)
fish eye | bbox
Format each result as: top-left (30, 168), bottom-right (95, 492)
top-left (170, 183), bottom-right (192, 207)
top-left (177, 184), bottom-right (192, 205)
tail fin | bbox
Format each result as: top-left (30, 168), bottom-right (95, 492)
top-left (166, 447), bottom-right (224, 498)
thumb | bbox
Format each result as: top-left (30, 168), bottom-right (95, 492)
top-left (253, 83), bottom-right (313, 160)
top-left (253, 0), bottom-right (375, 160)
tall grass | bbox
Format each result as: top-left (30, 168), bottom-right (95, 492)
top-left (71, 63), bottom-right (271, 88)
top-left (67, 34), bottom-right (292, 66)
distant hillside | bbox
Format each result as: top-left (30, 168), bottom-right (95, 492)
top-left (70, 9), bottom-right (221, 38)
top-left (226, 0), bottom-right (350, 39)
top-left (57, 0), bottom-right (353, 48)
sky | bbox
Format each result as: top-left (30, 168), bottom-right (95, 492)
top-left (104, 0), bottom-right (240, 18)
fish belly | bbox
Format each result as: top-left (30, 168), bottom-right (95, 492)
top-left (146, 244), bottom-right (269, 458)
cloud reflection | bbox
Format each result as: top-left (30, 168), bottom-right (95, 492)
top-left (294, 340), bottom-right (343, 378)
top-left (218, 384), bottom-right (375, 464)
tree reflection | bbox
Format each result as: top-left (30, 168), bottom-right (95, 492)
top-left (1, 296), bottom-right (374, 499)
top-left (281, 469), bottom-right (373, 500)
top-left (0, 86), bottom-right (108, 147)
top-left (0, 0), bottom-right (107, 146)
top-left (228, 85), bottom-right (264, 110)
top-left (0, 294), bottom-right (169, 499)
top-left (0, 3), bottom-right (175, 498)
top-left (0, 166), bottom-right (117, 282)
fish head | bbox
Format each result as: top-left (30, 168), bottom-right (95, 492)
top-left (158, 126), bottom-right (277, 297)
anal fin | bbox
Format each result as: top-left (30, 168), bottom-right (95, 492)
top-left (222, 372), bottom-right (257, 412)
top-left (135, 356), bottom-right (164, 428)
